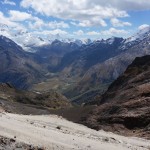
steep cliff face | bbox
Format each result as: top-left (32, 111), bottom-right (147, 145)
top-left (83, 55), bottom-right (150, 139)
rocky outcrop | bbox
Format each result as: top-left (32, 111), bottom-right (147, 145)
top-left (83, 55), bottom-right (150, 139)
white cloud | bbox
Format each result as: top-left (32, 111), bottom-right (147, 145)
top-left (138, 24), bottom-right (150, 30)
top-left (40, 29), bottom-right (68, 36)
top-left (0, 11), bottom-right (25, 29)
top-left (78, 18), bottom-right (107, 27)
top-left (48, 21), bottom-right (69, 29)
top-left (84, 0), bottom-right (150, 11)
top-left (20, 0), bottom-right (129, 27)
top-left (73, 30), bottom-right (84, 35)
top-left (111, 18), bottom-right (132, 27)
top-left (87, 31), bottom-right (99, 36)
top-left (101, 28), bottom-right (129, 36)
top-left (8, 10), bottom-right (69, 31)
top-left (28, 19), bottom-right (69, 30)
top-left (2, 0), bottom-right (16, 6)
top-left (2, 0), bottom-right (150, 40)
top-left (70, 22), bottom-right (78, 26)
top-left (9, 10), bottom-right (33, 21)
top-left (0, 11), bottom-right (16, 27)
top-left (0, 11), bottom-right (28, 41)
top-left (31, 29), bottom-right (69, 42)
top-left (20, 0), bottom-right (150, 28)
top-left (28, 18), bottom-right (44, 30)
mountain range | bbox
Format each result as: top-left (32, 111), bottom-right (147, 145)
top-left (0, 24), bottom-right (150, 140)
top-left (0, 26), bottom-right (150, 104)
top-left (70, 30), bottom-right (150, 103)
top-left (0, 23), bottom-right (91, 52)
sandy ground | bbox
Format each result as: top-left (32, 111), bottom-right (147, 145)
top-left (0, 113), bottom-right (150, 150)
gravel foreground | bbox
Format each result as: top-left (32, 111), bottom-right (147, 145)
top-left (0, 135), bottom-right (45, 150)
top-left (0, 112), bottom-right (150, 150)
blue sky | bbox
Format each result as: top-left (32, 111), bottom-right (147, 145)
top-left (0, 0), bottom-right (150, 40)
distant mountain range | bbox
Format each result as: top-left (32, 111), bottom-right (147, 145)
top-left (0, 23), bottom-right (92, 52)
top-left (0, 25), bottom-right (150, 104)
top-left (56, 26), bottom-right (150, 102)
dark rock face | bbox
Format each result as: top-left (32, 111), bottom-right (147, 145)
top-left (83, 55), bottom-right (150, 139)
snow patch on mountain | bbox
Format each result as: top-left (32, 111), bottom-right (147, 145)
top-left (0, 23), bottom-right (150, 53)
top-left (125, 26), bottom-right (150, 43)
top-left (0, 25), bottom-right (92, 52)
top-left (119, 26), bottom-right (150, 51)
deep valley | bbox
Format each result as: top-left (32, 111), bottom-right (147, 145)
top-left (0, 3), bottom-right (150, 149)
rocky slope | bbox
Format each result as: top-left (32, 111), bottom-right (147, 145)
top-left (0, 35), bottom-right (47, 89)
top-left (0, 83), bottom-right (71, 110)
top-left (83, 55), bottom-right (150, 139)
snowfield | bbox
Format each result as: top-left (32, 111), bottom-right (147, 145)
top-left (0, 113), bottom-right (150, 150)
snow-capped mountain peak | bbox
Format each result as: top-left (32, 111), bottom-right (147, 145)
top-left (125, 26), bottom-right (150, 43)
top-left (1, 23), bottom-right (150, 53)
top-left (119, 25), bottom-right (150, 51)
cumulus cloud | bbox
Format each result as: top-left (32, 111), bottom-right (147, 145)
top-left (78, 18), bottom-right (107, 27)
top-left (47, 21), bottom-right (69, 29)
top-left (101, 28), bottom-right (129, 36)
top-left (87, 31), bottom-right (100, 36)
top-left (37, 29), bottom-right (68, 36)
top-left (9, 10), bottom-right (33, 21)
top-left (28, 18), bottom-right (44, 30)
top-left (20, 0), bottom-right (150, 29)
top-left (73, 30), bottom-right (84, 35)
top-left (0, 11), bottom-right (15, 27)
top-left (111, 18), bottom-right (132, 27)
top-left (29, 19), bottom-right (69, 30)
top-left (73, 30), bottom-right (101, 38)
top-left (84, 0), bottom-right (150, 11)
top-left (20, 0), bottom-right (128, 27)
top-left (2, 0), bottom-right (16, 6)
top-left (0, 11), bottom-right (24, 29)
top-left (0, 11), bottom-right (28, 41)
top-left (138, 24), bottom-right (150, 30)
top-left (2, 0), bottom-right (149, 39)
top-left (5, 10), bottom-right (70, 31)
